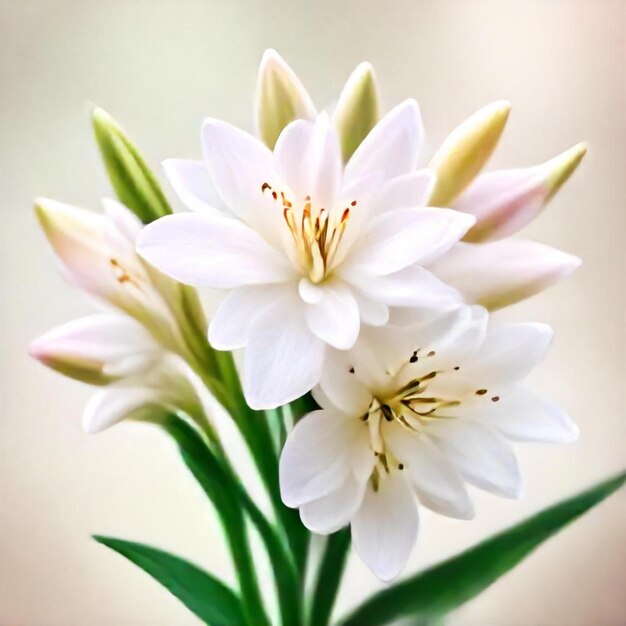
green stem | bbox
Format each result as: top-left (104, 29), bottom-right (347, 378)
top-left (308, 529), bottom-right (351, 626)
top-left (160, 416), bottom-right (270, 626)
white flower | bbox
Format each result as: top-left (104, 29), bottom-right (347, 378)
top-left (279, 306), bottom-right (578, 581)
top-left (137, 108), bottom-right (475, 409)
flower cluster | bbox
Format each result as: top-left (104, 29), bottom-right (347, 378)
top-left (32, 50), bottom-right (584, 583)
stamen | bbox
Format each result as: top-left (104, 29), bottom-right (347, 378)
top-left (491, 396), bottom-right (500, 402)
top-left (476, 389), bottom-right (488, 396)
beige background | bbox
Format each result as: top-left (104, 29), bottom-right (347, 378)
top-left (1, 0), bottom-right (625, 624)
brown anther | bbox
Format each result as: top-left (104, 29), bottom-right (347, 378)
top-left (427, 351), bottom-right (436, 357)
top-left (409, 352), bottom-right (418, 364)
top-left (476, 389), bottom-right (488, 396)
top-left (271, 191), bottom-right (278, 200)
top-left (420, 371), bottom-right (437, 381)
top-left (350, 200), bottom-right (357, 206)
top-left (341, 208), bottom-right (350, 222)
top-left (349, 367), bottom-right (355, 373)
top-left (454, 366), bottom-right (460, 370)
top-left (491, 396), bottom-right (500, 402)
top-left (261, 182), bottom-right (271, 193)
top-left (398, 463), bottom-right (405, 470)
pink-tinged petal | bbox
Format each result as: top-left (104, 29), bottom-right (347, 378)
top-left (162, 159), bottom-right (229, 214)
top-left (201, 118), bottom-right (282, 245)
top-left (30, 314), bottom-right (159, 385)
top-left (457, 384), bottom-right (579, 444)
top-left (300, 473), bottom-right (367, 534)
top-left (352, 473), bottom-right (418, 581)
top-left (371, 169), bottom-right (436, 215)
top-left (137, 212), bottom-right (294, 288)
top-left (244, 291), bottom-right (326, 409)
top-left (347, 207), bottom-right (475, 275)
top-left (428, 419), bottom-right (522, 498)
top-left (344, 100), bottom-right (423, 186)
top-left (279, 409), bottom-right (367, 507)
top-left (430, 240), bottom-right (581, 310)
top-left (209, 283), bottom-right (290, 350)
top-left (305, 281), bottom-right (360, 350)
top-left (255, 49), bottom-right (316, 149)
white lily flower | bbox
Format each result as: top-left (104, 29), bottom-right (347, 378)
top-left (138, 107), bottom-right (475, 409)
top-left (279, 306), bottom-right (578, 581)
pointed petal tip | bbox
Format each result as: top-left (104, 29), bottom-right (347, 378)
top-left (544, 142), bottom-right (588, 202)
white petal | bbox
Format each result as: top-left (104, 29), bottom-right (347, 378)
top-left (430, 240), bottom-right (581, 310)
top-left (305, 281), bottom-right (360, 349)
top-left (384, 425), bottom-right (474, 519)
top-left (101, 198), bottom-right (143, 244)
top-left (428, 419), bottom-right (522, 498)
top-left (371, 169), bottom-right (436, 215)
top-left (201, 118), bottom-right (282, 244)
top-left (279, 409), bottom-right (366, 507)
top-left (244, 292), bottom-right (325, 409)
top-left (344, 264), bottom-right (461, 308)
top-left (460, 384), bottom-right (579, 444)
top-left (298, 277), bottom-right (324, 304)
top-left (162, 159), bottom-right (228, 214)
top-left (347, 207), bottom-right (475, 275)
top-left (352, 473), bottom-right (418, 581)
top-left (318, 354), bottom-right (373, 415)
top-left (208, 284), bottom-right (289, 350)
top-left (274, 114), bottom-right (342, 209)
top-left (345, 100), bottom-right (423, 185)
top-left (300, 473), bottom-right (367, 534)
top-left (137, 213), bottom-right (294, 288)
top-left (82, 387), bottom-right (158, 433)
top-left (465, 322), bottom-right (553, 389)
top-left (354, 291), bottom-right (390, 326)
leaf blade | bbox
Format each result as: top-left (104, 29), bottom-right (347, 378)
top-left (339, 471), bottom-right (626, 626)
top-left (94, 536), bottom-right (246, 626)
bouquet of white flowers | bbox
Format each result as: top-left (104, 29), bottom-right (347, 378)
top-left (30, 50), bottom-right (624, 626)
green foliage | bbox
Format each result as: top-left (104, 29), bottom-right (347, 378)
top-left (338, 471), bottom-right (626, 626)
top-left (94, 536), bottom-right (246, 626)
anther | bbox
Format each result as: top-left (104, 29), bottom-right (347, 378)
top-left (427, 351), bottom-right (436, 357)
top-left (409, 351), bottom-right (419, 364)
top-left (261, 182), bottom-right (271, 193)
top-left (476, 389), bottom-right (488, 396)
top-left (349, 367), bottom-right (355, 373)
top-left (350, 200), bottom-right (357, 206)
top-left (454, 366), bottom-right (460, 370)
top-left (491, 396), bottom-right (500, 402)
top-left (398, 463), bottom-right (405, 470)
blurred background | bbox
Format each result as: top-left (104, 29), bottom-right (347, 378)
top-left (1, 0), bottom-right (624, 624)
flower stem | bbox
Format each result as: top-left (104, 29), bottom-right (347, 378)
top-left (308, 528), bottom-right (352, 626)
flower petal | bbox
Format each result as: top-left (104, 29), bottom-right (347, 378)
top-left (137, 212), bottom-right (294, 288)
top-left (162, 159), bottom-right (228, 214)
top-left (201, 118), bottom-right (282, 244)
top-left (244, 292), bottom-right (325, 408)
top-left (428, 419), bottom-right (522, 498)
top-left (458, 385), bottom-right (579, 444)
top-left (208, 284), bottom-right (289, 350)
top-left (300, 473), bottom-right (367, 534)
top-left (255, 49), bottom-right (316, 149)
top-left (371, 169), bottom-right (436, 215)
top-left (279, 409), bottom-right (366, 507)
top-left (305, 281), bottom-right (360, 349)
top-left (318, 354), bottom-right (373, 415)
top-left (30, 314), bottom-right (159, 385)
top-left (347, 207), bottom-right (475, 275)
top-left (430, 240), bottom-right (581, 310)
top-left (352, 473), bottom-right (418, 581)
top-left (385, 425), bottom-right (474, 519)
top-left (344, 100), bottom-right (423, 186)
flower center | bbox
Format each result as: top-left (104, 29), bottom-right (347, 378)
top-left (262, 183), bottom-right (354, 283)
top-left (355, 348), bottom-right (501, 486)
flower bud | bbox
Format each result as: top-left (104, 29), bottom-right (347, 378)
top-left (255, 49), bottom-right (316, 149)
top-left (429, 101), bottom-right (511, 207)
top-left (334, 62), bottom-right (380, 162)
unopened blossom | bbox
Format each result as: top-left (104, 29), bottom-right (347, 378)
top-left (31, 199), bottom-right (209, 432)
top-left (253, 51), bottom-right (584, 310)
top-left (279, 306), bottom-right (578, 581)
top-left (138, 108), bottom-right (475, 409)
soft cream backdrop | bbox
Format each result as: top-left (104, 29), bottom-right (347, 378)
top-left (1, 0), bottom-right (624, 624)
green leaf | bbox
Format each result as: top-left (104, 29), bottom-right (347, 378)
top-left (92, 107), bottom-right (172, 223)
top-left (338, 471), bottom-right (626, 626)
top-left (94, 536), bottom-right (246, 626)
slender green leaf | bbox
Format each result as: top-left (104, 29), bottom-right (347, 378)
top-left (94, 536), bottom-right (246, 626)
top-left (160, 415), bottom-right (270, 626)
top-left (339, 471), bottom-right (626, 626)
top-left (309, 528), bottom-right (351, 626)
top-left (92, 107), bottom-right (172, 223)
